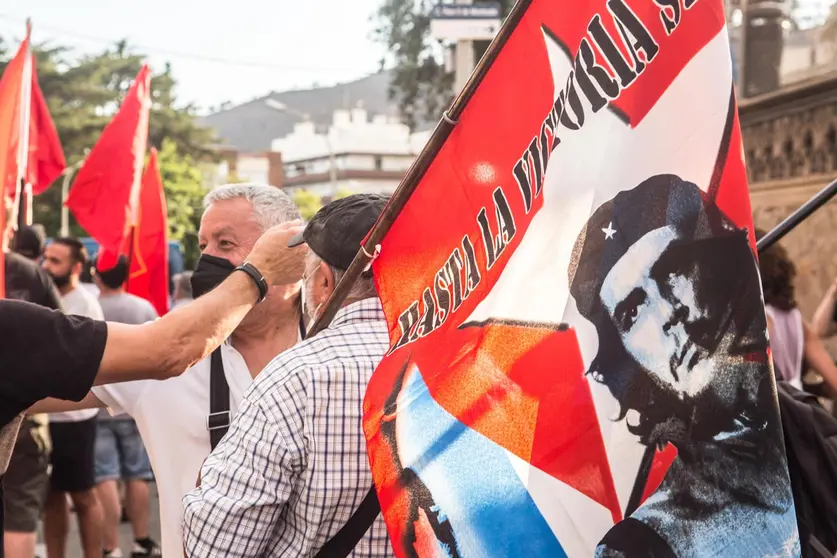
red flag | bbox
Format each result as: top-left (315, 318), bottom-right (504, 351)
top-left (364, 0), bottom-right (795, 556)
top-left (0, 33), bottom-right (29, 202)
top-left (126, 148), bottom-right (169, 316)
top-left (27, 63), bottom-right (66, 195)
top-left (66, 64), bottom-right (151, 255)
top-left (0, 32), bottom-right (66, 200)
top-left (0, 32), bottom-right (29, 295)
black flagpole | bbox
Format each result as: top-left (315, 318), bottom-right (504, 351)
top-left (305, 0), bottom-right (535, 338)
top-left (756, 176), bottom-right (837, 254)
top-left (124, 225), bottom-right (136, 291)
top-left (16, 179), bottom-right (27, 230)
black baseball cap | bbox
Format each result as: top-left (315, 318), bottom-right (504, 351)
top-left (288, 193), bottom-right (388, 270)
top-left (12, 225), bottom-right (46, 259)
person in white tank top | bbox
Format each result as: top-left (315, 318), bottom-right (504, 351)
top-left (758, 232), bottom-right (837, 393)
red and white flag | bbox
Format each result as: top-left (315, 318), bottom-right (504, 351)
top-left (363, 1), bottom-right (798, 556)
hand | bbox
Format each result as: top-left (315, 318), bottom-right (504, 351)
top-left (246, 220), bottom-right (307, 286)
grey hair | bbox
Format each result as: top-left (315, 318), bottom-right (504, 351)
top-left (204, 183), bottom-right (300, 230)
top-left (306, 252), bottom-right (377, 302)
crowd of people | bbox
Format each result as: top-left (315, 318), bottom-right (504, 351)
top-left (2, 184), bottom-right (392, 558)
top-left (5, 181), bottom-right (837, 558)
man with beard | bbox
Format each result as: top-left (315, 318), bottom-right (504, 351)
top-left (31, 184), bottom-right (305, 558)
top-left (567, 175), bottom-right (798, 557)
top-left (41, 237), bottom-right (105, 558)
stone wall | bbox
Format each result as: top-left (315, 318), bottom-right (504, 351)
top-left (740, 74), bottom-right (837, 322)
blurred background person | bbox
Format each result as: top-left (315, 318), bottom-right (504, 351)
top-left (10, 225), bottom-right (47, 262)
top-left (4, 224), bottom-right (63, 558)
top-left (758, 231), bottom-right (837, 394)
top-left (171, 272), bottom-right (193, 310)
top-left (812, 272), bottom-right (837, 341)
top-left (41, 238), bottom-right (105, 558)
top-left (92, 259), bottom-right (160, 558)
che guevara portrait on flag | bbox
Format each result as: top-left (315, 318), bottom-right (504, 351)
top-left (567, 174), bottom-right (796, 556)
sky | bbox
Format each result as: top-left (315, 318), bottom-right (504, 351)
top-left (0, 0), bottom-right (388, 112)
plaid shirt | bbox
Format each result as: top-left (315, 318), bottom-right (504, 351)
top-left (182, 298), bottom-right (394, 558)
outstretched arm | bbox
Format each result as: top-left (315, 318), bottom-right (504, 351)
top-left (95, 222), bottom-right (306, 386)
top-left (803, 321), bottom-right (837, 393)
top-left (812, 280), bottom-right (837, 339)
top-left (28, 392), bottom-right (105, 414)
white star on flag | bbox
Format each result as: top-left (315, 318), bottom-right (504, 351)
top-left (461, 23), bottom-right (737, 556)
top-left (602, 222), bottom-right (617, 240)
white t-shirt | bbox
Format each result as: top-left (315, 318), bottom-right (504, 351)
top-left (92, 343), bottom-right (253, 558)
top-left (50, 286), bottom-right (105, 423)
top-left (81, 282), bottom-right (100, 298)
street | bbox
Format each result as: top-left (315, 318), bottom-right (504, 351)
top-left (36, 483), bottom-right (162, 558)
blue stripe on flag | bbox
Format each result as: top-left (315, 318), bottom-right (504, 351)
top-left (396, 365), bottom-right (568, 557)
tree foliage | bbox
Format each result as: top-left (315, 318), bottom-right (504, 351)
top-left (292, 189), bottom-right (323, 221)
top-left (0, 36), bottom-right (216, 266)
top-left (373, 0), bottom-right (515, 130)
top-left (333, 187), bottom-right (354, 200)
top-left (155, 139), bottom-right (206, 269)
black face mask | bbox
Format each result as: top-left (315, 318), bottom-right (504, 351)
top-left (191, 254), bottom-right (236, 298)
top-left (50, 272), bottom-right (71, 289)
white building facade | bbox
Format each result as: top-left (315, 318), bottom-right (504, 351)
top-left (271, 107), bottom-right (431, 198)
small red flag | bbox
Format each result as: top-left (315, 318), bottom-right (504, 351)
top-left (0, 34), bottom-right (29, 202)
top-left (126, 148), bottom-right (169, 316)
top-left (66, 64), bottom-right (151, 255)
top-left (27, 62), bottom-right (66, 195)
top-left (0, 32), bottom-right (29, 297)
top-left (0, 33), bottom-right (66, 200)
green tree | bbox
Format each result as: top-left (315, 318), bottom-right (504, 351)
top-left (155, 139), bottom-right (207, 269)
top-left (373, 0), bottom-right (515, 130)
top-left (0, 36), bottom-right (216, 265)
top-left (333, 187), bottom-right (354, 200)
top-left (293, 190), bottom-right (323, 220)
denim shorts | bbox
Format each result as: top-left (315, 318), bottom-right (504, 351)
top-left (94, 419), bottom-right (153, 483)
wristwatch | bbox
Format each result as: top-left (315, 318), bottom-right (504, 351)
top-left (235, 262), bottom-right (268, 303)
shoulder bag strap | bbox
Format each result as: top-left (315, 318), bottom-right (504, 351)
top-left (208, 347), bottom-right (231, 450)
top-left (314, 486), bottom-right (380, 558)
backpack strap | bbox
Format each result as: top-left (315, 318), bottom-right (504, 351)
top-left (314, 486), bottom-right (380, 558)
top-left (208, 347), bottom-right (231, 450)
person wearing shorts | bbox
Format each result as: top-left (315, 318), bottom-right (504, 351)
top-left (4, 418), bottom-right (49, 537)
top-left (47, 418), bottom-right (101, 558)
top-left (4, 229), bottom-right (63, 558)
top-left (95, 418), bottom-right (158, 557)
top-left (94, 260), bottom-right (161, 558)
top-left (42, 236), bottom-right (106, 558)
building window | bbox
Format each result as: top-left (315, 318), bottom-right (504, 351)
top-left (374, 155), bottom-right (383, 170)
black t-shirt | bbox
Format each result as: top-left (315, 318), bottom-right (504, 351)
top-left (0, 299), bottom-right (107, 548)
top-left (0, 299), bottom-right (107, 426)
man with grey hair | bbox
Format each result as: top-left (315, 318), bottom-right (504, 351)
top-left (30, 183), bottom-right (305, 558)
top-left (183, 194), bottom-right (393, 557)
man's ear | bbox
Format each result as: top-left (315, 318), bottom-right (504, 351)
top-left (72, 261), bottom-right (83, 277)
top-left (319, 260), bottom-right (336, 290)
